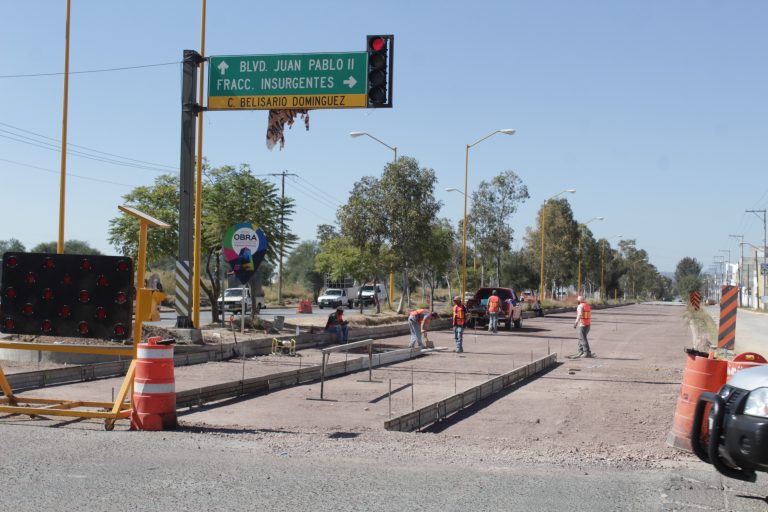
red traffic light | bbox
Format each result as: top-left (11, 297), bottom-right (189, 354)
top-left (370, 37), bottom-right (385, 52)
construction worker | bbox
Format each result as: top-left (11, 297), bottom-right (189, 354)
top-left (408, 308), bottom-right (437, 348)
top-left (452, 296), bottom-right (467, 353)
top-left (325, 306), bottom-right (349, 343)
top-left (571, 295), bottom-right (593, 358)
top-left (487, 290), bottom-right (501, 334)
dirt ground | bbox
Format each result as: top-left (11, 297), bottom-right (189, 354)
top-left (183, 303), bottom-right (693, 468)
top-left (2, 303), bottom-right (695, 470)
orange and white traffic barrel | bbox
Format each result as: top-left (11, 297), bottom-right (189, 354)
top-left (130, 336), bottom-right (177, 431)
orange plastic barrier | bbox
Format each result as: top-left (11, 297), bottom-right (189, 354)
top-left (297, 299), bottom-right (313, 314)
top-left (130, 336), bottom-right (177, 431)
top-left (727, 352), bottom-right (768, 380)
top-left (667, 352), bottom-right (727, 451)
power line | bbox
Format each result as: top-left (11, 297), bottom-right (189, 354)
top-left (0, 158), bottom-right (135, 188)
top-left (0, 131), bottom-right (172, 173)
top-left (0, 61), bottom-right (180, 79)
top-left (0, 121), bottom-right (177, 170)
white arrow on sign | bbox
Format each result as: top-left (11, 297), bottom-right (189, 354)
top-left (218, 61), bottom-right (230, 75)
top-left (343, 76), bottom-right (357, 88)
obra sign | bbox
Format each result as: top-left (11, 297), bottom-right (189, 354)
top-left (222, 222), bottom-right (268, 284)
top-left (208, 52), bottom-right (368, 110)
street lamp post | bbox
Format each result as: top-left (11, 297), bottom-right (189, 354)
top-left (577, 217), bottom-right (603, 296)
top-left (350, 131), bottom-right (398, 304)
top-left (459, 129), bottom-right (516, 299)
top-left (600, 235), bottom-right (622, 301)
top-left (539, 189), bottom-right (576, 301)
top-left (730, 234), bottom-right (744, 306)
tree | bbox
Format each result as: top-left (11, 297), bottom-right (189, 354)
top-left (0, 238), bottom-right (25, 257)
top-left (203, 164), bottom-right (295, 321)
top-left (337, 175), bottom-right (388, 311)
top-left (413, 219), bottom-right (455, 310)
top-left (675, 257), bottom-right (703, 283)
top-left (284, 241), bottom-right (324, 302)
top-left (30, 240), bottom-right (102, 255)
top-left (523, 198), bottom-right (579, 297)
top-left (335, 157), bottom-right (441, 312)
top-left (108, 164), bottom-right (295, 323)
top-left (469, 170), bottom-right (529, 286)
top-left (108, 174), bottom-right (179, 263)
top-left (675, 256), bottom-right (703, 301)
top-left (378, 157), bottom-right (441, 311)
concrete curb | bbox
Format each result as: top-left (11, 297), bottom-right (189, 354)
top-left (384, 353), bottom-right (558, 432)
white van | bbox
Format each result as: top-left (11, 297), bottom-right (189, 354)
top-left (356, 283), bottom-right (388, 306)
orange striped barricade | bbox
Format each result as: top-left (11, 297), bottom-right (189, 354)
top-left (131, 336), bottom-right (177, 431)
top-left (297, 299), bottom-right (313, 314)
top-left (717, 285), bottom-right (738, 351)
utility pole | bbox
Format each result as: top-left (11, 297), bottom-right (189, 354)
top-left (269, 171), bottom-right (297, 305)
top-left (746, 209), bottom-right (766, 310)
top-left (730, 234), bottom-right (744, 307)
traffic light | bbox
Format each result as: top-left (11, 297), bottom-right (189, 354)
top-left (366, 35), bottom-right (393, 108)
top-left (0, 253), bottom-right (133, 340)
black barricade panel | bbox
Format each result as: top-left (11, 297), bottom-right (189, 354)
top-left (0, 252), bottom-right (133, 340)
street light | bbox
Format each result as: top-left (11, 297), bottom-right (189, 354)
top-left (600, 235), bottom-right (622, 300)
top-left (577, 216), bottom-right (604, 295)
top-left (539, 188), bottom-right (576, 300)
top-left (460, 129), bottom-right (516, 299)
top-left (351, 131), bottom-right (398, 304)
top-left (349, 132), bottom-right (397, 162)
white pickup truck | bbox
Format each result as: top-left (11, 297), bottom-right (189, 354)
top-left (317, 288), bottom-right (355, 309)
top-left (217, 287), bottom-right (266, 315)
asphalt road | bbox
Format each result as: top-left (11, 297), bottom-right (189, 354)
top-left (704, 304), bottom-right (768, 355)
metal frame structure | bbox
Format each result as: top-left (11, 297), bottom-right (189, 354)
top-left (0, 206), bottom-right (169, 430)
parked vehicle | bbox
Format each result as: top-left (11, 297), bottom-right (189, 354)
top-left (318, 288), bottom-right (354, 309)
top-left (465, 287), bottom-right (523, 329)
top-left (217, 287), bottom-right (265, 315)
top-left (691, 364), bottom-right (768, 482)
top-left (355, 283), bottom-right (388, 306)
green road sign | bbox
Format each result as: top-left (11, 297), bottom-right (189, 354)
top-left (208, 52), bottom-right (368, 110)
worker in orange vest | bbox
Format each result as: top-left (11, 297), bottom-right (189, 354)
top-left (452, 296), bottom-right (467, 353)
top-left (571, 295), bottom-right (593, 358)
top-left (408, 308), bottom-right (437, 348)
top-left (487, 290), bottom-right (501, 334)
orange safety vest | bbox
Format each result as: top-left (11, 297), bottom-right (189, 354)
top-left (410, 309), bottom-right (431, 324)
top-left (487, 295), bottom-right (500, 313)
top-left (452, 304), bottom-right (466, 326)
top-left (580, 303), bottom-right (591, 326)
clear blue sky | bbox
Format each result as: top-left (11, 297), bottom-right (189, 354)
top-left (1, 1), bottom-right (766, 273)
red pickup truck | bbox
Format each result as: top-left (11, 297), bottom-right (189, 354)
top-left (465, 287), bottom-right (523, 330)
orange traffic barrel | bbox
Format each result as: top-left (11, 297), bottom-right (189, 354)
top-left (727, 352), bottom-right (768, 380)
top-left (131, 336), bottom-right (177, 431)
top-left (297, 299), bottom-right (313, 314)
top-left (667, 350), bottom-right (727, 451)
